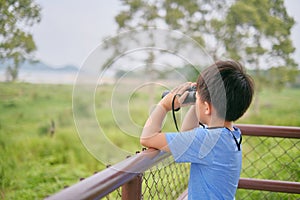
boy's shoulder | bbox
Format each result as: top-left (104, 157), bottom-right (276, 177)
top-left (193, 126), bottom-right (228, 137)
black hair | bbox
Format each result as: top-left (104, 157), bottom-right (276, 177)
top-left (197, 60), bottom-right (254, 121)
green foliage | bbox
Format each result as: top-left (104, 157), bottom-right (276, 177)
top-left (0, 83), bottom-right (299, 199)
top-left (113, 0), bottom-right (298, 94)
top-left (0, 83), bottom-right (103, 199)
top-left (114, 0), bottom-right (230, 55)
top-left (237, 88), bottom-right (300, 126)
top-left (225, 0), bottom-right (297, 92)
top-left (0, 0), bottom-right (41, 81)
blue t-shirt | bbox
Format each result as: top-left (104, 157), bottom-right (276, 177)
top-left (165, 127), bottom-right (242, 200)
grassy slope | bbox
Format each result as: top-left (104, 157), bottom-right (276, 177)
top-left (0, 83), bottom-right (299, 199)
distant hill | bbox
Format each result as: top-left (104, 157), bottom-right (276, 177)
top-left (0, 60), bottom-right (79, 72)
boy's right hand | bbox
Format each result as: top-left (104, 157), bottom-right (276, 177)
top-left (159, 82), bottom-right (196, 111)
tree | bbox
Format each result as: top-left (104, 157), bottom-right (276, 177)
top-left (113, 0), bottom-right (297, 77)
top-left (114, 0), bottom-right (231, 59)
top-left (0, 0), bottom-right (41, 81)
top-left (225, 0), bottom-right (297, 112)
top-left (110, 0), bottom-right (297, 103)
top-left (104, 0), bottom-right (235, 101)
top-left (226, 0), bottom-right (297, 78)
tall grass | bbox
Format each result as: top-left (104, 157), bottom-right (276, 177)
top-left (237, 88), bottom-right (300, 126)
top-left (0, 83), bottom-right (102, 199)
top-left (0, 82), bottom-right (299, 199)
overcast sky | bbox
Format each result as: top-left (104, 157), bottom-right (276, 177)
top-left (32, 0), bottom-right (300, 68)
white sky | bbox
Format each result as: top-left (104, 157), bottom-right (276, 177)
top-left (32, 0), bottom-right (300, 68)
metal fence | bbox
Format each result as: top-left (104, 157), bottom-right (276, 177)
top-left (104, 154), bottom-right (190, 200)
top-left (142, 159), bottom-right (190, 199)
top-left (47, 124), bottom-right (300, 200)
top-left (236, 124), bottom-right (300, 199)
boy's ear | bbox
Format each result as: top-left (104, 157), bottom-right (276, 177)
top-left (204, 101), bottom-right (211, 115)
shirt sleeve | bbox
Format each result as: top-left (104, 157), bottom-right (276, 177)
top-left (165, 128), bottom-right (221, 165)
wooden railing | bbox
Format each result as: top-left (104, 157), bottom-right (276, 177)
top-left (46, 149), bottom-right (170, 200)
top-left (236, 124), bottom-right (300, 195)
top-left (46, 124), bottom-right (300, 200)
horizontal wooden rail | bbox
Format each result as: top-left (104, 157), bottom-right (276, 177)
top-left (178, 178), bottom-right (300, 199)
top-left (47, 124), bottom-right (300, 199)
top-left (238, 178), bottom-right (300, 194)
top-left (46, 149), bottom-right (170, 200)
top-left (237, 124), bottom-right (300, 138)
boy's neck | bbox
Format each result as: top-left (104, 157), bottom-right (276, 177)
top-left (207, 119), bottom-right (234, 131)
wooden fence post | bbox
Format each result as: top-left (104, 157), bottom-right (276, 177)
top-left (122, 173), bottom-right (143, 200)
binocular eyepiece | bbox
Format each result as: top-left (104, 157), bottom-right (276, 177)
top-left (161, 85), bottom-right (197, 104)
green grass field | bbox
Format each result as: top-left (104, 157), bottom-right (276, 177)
top-left (0, 82), bottom-right (299, 199)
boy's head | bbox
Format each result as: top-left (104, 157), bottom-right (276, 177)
top-left (196, 60), bottom-right (254, 122)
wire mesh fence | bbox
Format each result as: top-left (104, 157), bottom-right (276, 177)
top-left (103, 130), bottom-right (299, 199)
top-left (104, 188), bottom-right (122, 200)
top-left (236, 136), bottom-right (300, 199)
top-left (142, 159), bottom-right (190, 199)
top-left (104, 156), bottom-right (190, 200)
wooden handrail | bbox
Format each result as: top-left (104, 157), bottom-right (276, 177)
top-left (46, 124), bottom-right (300, 199)
top-left (238, 178), bottom-right (300, 194)
top-left (46, 149), bottom-right (170, 200)
top-left (237, 124), bottom-right (300, 138)
top-left (178, 178), bottom-right (300, 199)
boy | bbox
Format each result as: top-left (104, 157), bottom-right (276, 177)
top-left (140, 60), bottom-right (254, 199)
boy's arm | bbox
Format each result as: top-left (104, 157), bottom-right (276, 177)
top-left (140, 82), bottom-right (193, 152)
top-left (180, 105), bottom-right (199, 131)
top-left (140, 103), bottom-right (170, 152)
